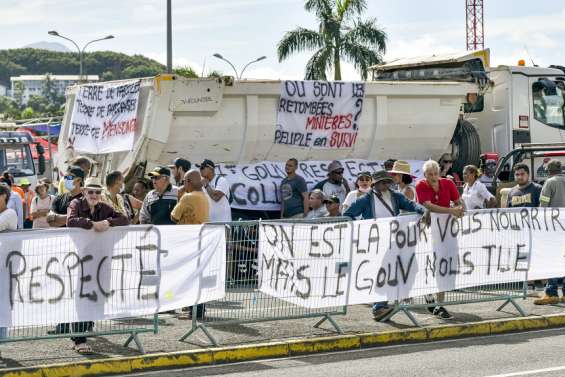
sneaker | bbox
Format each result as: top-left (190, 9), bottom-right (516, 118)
top-left (534, 295), bottom-right (560, 305)
top-left (372, 307), bottom-right (394, 321)
top-left (432, 306), bottom-right (453, 320)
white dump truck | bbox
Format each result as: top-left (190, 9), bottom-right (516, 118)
top-left (56, 75), bottom-right (474, 180)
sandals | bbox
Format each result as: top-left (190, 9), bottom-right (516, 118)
top-left (73, 343), bottom-right (94, 354)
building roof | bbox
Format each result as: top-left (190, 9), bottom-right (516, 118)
top-left (10, 75), bottom-right (99, 81)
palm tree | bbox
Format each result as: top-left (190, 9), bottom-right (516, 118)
top-left (277, 0), bottom-right (387, 80)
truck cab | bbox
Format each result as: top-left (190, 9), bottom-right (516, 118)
top-left (0, 131), bottom-right (37, 187)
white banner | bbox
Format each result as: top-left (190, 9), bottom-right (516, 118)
top-left (258, 209), bottom-right (544, 308)
top-left (274, 81), bottom-right (365, 149)
top-left (0, 224), bottom-right (225, 327)
top-left (215, 159), bottom-right (425, 211)
top-left (69, 80), bottom-right (141, 154)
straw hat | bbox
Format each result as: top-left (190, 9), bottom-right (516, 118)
top-left (388, 160), bottom-right (415, 177)
top-left (84, 177), bottom-right (103, 189)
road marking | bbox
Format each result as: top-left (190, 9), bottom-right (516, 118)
top-left (484, 365), bottom-right (565, 377)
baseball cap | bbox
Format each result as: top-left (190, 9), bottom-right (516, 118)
top-left (547, 159), bottom-right (562, 173)
top-left (197, 159), bottom-right (216, 169)
top-left (372, 170), bottom-right (394, 183)
top-left (19, 178), bottom-right (31, 186)
top-left (168, 157), bottom-right (191, 171)
top-left (324, 195), bottom-right (340, 204)
top-left (147, 166), bottom-right (171, 177)
top-left (66, 166), bottom-right (85, 180)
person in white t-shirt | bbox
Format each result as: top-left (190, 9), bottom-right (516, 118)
top-left (462, 164), bottom-right (496, 210)
top-left (199, 159), bottom-right (232, 222)
top-left (342, 171), bottom-right (372, 213)
top-left (30, 181), bottom-right (55, 228)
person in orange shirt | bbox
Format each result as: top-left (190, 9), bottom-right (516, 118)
top-left (19, 178), bottom-right (35, 229)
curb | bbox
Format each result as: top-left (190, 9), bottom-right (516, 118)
top-left (4, 313), bottom-right (565, 377)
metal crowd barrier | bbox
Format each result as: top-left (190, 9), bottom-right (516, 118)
top-left (180, 217), bottom-right (350, 346)
top-left (0, 225), bottom-right (162, 354)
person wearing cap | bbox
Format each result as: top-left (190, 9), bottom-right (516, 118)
top-left (65, 177), bottom-right (128, 354)
top-left (342, 171), bottom-right (372, 213)
top-left (169, 158), bottom-right (192, 187)
top-left (535, 160), bottom-right (565, 305)
top-left (19, 178), bottom-right (35, 228)
top-left (305, 189), bottom-right (329, 219)
top-left (0, 174), bottom-right (24, 229)
top-left (325, 195), bottom-right (341, 217)
top-left (479, 159), bottom-right (499, 188)
top-left (280, 158), bottom-right (309, 218)
top-left (389, 160), bottom-right (416, 201)
top-left (30, 181), bottom-right (54, 228)
top-left (58, 156), bottom-right (93, 194)
top-left (461, 165), bottom-right (496, 210)
top-left (344, 170), bottom-right (425, 321)
top-left (47, 166), bottom-right (85, 227)
top-left (313, 160), bottom-right (350, 205)
top-left (140, 167), bottom-right (178, 225)
top-left (199, 159), bottom-right (232, 222)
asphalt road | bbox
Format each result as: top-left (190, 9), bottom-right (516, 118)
top-left (123, 328), bottom-right (565, 377)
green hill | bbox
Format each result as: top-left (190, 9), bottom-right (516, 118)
top-left (0, 48), bottom-right (166, 87)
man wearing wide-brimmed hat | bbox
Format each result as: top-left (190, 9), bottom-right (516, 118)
top-left (344, 170), bottom-right (426, 321)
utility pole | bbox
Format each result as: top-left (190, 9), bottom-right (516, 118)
top-left (167, 0), bottom-right (172, 73)
top-left (466, 0), bottom-right (484, 51)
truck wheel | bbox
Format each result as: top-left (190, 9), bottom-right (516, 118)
top-left (451, 119), bottom-right (481, 175)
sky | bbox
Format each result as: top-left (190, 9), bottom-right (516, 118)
top-left (1, 0), bottom-right (565, 79)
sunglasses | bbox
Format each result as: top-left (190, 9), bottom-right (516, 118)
top-left (64, 175), bottom-right (76, 180)
top-left (443, 160), bottom-right (453, 163)
top-left (150, 175), bottom-right (165, 180)
top-left (332, 169), bottom-right (344, 174)
top-left (86, 190), bottom-right (102, 195)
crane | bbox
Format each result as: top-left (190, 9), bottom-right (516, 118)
top-left (466, 0), bottom-right (484, 50)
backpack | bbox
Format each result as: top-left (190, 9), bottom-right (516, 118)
top-left (213, 175), bottom-right (233, 204)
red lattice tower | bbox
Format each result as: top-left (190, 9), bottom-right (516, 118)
top-left (466, 0), bottom-right (484, 50)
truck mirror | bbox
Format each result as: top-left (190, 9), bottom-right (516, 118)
top-left (38, 155), bottom-right (46, 175)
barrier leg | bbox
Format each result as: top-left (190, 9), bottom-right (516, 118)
top-left (179, 324), bottom-right (218, 346)
top-left (379, 305), bottom-right (420, 327)
top-left (123, 332), bottom-right (145, 354)
top-left (497, 298), bottom-right (527, 317)
top-left (313, 314), bottom-right (343, 334)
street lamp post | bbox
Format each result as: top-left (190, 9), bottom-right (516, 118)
top-left (48, 31), bottom-right (114, 82)
top-left (212, 53), bottom-right (266, 80)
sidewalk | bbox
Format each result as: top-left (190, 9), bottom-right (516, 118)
top-left (1, 294), bottom-right (565, 371)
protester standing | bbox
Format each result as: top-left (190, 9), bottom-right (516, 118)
top-left (47, 166), bottom-right (85, 227)
top-left (342, 171), bottom-right (372, 213)
top-left (127, 180), bottom-right (149, 224)
top-left (506, 163), bottom-right (542, 208)
top-left (139, 167), bottom-right (178, 225)
top-left (438, 153), bottom-right (462, 185)
top-left (388, 160), bottom-right (416, 200)
top-left (30, 182), bottom-right (54, 228)
top-left (58, 156), bottom-right (92, 194)
top-left (199, 159), bottom-right (232, 222)
top-left (102, 170), bottom-right (127, 216)
top-left (416, 160), bottom-right (465, 320)
top-left (479, 159), bottom-right (499, 189)
top-left (19, 178), bottom-right (34, 228)
top-left (0, 175), bottom-right (23, 229)
top-left (280, 158), bottom-right (309, 218)
top-left (534, 160), bottom-right (565, 305)
top-left (0, 184), bottom-right (17, 231)
top-left (325, 195), bottom-right (341, 217)
top-left (66, 177), bottom-right (129, 353)
top-left (344, 170), bottom-right (426, 320)
top-left (169, 157), bottom-right (192, 188)
top-left (305, 189), bottom-right (329, 219)
top-left (461, 165), bottom-right (496, 209)
top-left (314, 160), bottom-right (350, 204)
top-left (171, 170), bottom-right (209, 225)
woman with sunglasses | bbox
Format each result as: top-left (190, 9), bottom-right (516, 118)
top-left (342, 171), bottom-right (372, 213)
top-left (388, 160), bottom-right (416, 201)
top-left (438, 153), bottom-right (462, 186)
